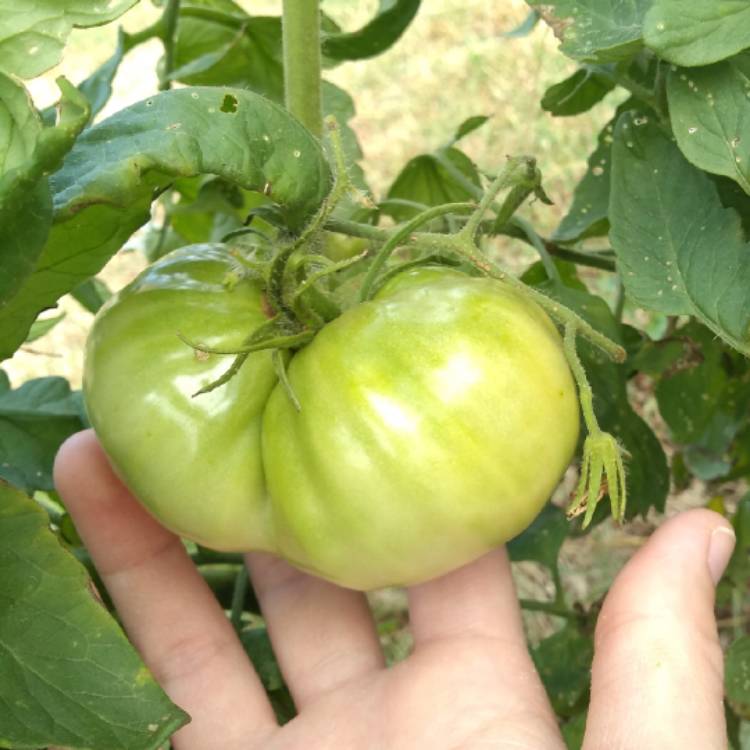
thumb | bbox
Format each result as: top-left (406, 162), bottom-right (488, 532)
top-left (584, 509), bottom-right (735, 750)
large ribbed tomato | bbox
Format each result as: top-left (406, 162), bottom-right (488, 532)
top-left (84, 245), bottom-right (579, 590)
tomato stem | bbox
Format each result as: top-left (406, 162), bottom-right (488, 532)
top-left (460, 156), bottom-right (536, 240)
top-left (358, 202), bottom-right (475, 302)
top-left (444, 230), bottom-right (627, 363)
top-left (282, 0), bottom-right (323, 137)
top-left (563, 323), bottom-right (628, 527)
top-left (267, 118), bottom-right (351, 317)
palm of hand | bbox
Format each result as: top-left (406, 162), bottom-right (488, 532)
top-left (55, 431), bottom-right (733, 750)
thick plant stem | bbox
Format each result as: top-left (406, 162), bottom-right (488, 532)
top-left (282, 0), bottom-right (323, 137)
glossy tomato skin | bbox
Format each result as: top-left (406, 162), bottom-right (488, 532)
top-left (84, 244), bottom-right (277, 551)
top-left (86, 251), bottom-right (579, 590)
top-left (262, 267), bottom-right (580, 589)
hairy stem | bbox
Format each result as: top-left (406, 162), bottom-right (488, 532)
top-left (325, 218), bottom-right (390, 242)
top-left (282, 0), bottom-right (322, 136)
top-left (359, 203), bottom-right (475, 302)
top-left (460, 157), bottom-right (535, 240)
top-left (563, 323), bottom-right (601, 435)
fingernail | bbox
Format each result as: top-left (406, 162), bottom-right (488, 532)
top-left (707, 526), bottom-right (736, 585)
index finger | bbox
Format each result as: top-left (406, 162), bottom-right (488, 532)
top-left (54, 430), bottom-right (278, 750)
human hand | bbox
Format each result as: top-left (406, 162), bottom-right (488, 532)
top-left (55, 430), bottom-right (735, 750)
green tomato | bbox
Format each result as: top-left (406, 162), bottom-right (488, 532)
top-left (84, 246), bottom-right (579, 590)
top-left (84, 245), bottom-right (277, 550)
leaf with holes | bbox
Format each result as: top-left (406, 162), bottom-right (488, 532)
top-left (527, 0), bottom-right (651, 63)
top-left (0, 86), bottom-right (332, 360)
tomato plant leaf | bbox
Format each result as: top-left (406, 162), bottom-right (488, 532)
top-left (0, 483), bottom-right (189, 749)
top-left (527, 0), bottom-right (651, 63)
top-left (25, 312), bottom-right (65, 343)
top-left (724, 492), bottom-right (750, 590)
top-left (501, 10), bottom-right (540, 39)
top-left (171, 7), bottom-right (366, 191)
top-left (43, 28), bottom-right (128, 128)
top-left (561, 710), bottom-right (587, 750)
top-left (532, 623), bottom-right (593, 717)
top-left (553, 117), bottom-right (614, 242)
top-left (508, 503), bottom-right (568, 573)
top-left (0, 375), bottom-right (86, 492)
top-left (0, 86), bottom-right (333, 360)
top-left (0, 73), bottom-right (51, 311)
top-left (384, 147), bottom-right (480, 222)
top-left (654, 322), bottom-right (729, 445)
top-left (0, 77), bottom-right (88, 326)
top-left (725, 635), bottom-right (750, 719)
top-left (655, 327), bottom-right (750, 480)
top-left (609, 113), bottom-right (750, 357)
top-left (0, 73), bottom-right (40, 169)
top-left (70, 277), bottom-right (112, 315)
top-left (174, 4), bottom-right (284, 102)
top-left (667, 54), bottom-right (750, 195)
top-left (449, 115), bottom-right (490, 146)
top-left (541, 66), bottom-right (615, 117)
top-left (713, 174), bottom-right (750, 236)
top-left (322, 0), bottom-right (421, 61)
top-left (0, 0), bottom-right (137, 79)
top-left (656, 322), bottom-right (750, 481)
top-left (643, 0), bottom-right (750, 67)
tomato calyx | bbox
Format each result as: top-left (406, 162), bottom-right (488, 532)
top-left (178, 315), bottom-right (315, 397)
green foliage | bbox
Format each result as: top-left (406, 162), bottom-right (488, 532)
top-left (321, 0), bottom-right (421, 61)
top-left (0, 0), bottom-right (137, 79)
top-left (528, 0), bottom-right (651, 63)
top-left (667, 54), bottom-right (750, 194)
top-left (643, 1), bottom-right (750, 66)
top-left (0, 372), bottom-right (86, 493)
top-left (726, 636), bottom-right (750, 719)
top-left (541, 66), bottom-right (615, 117)
top-left (609, 113), bottom-right (750, 357)
top-left (532, 623), bottom-right (593, 717)
top-left (0, 86), bottom-right (332, 359)
top-left (0, 483), bottom-right (188, 748)
top-left (1, 0), bottom-right (749, 745)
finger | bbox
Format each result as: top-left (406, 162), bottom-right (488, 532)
top-left (54, 430), bottom-right (277, 750)
top-left (408, 548), bottom-right (564, 744)
top-left (584, 509), bottom-right (735, 750)
top-left (245, 551), bottom-right (384, 709)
